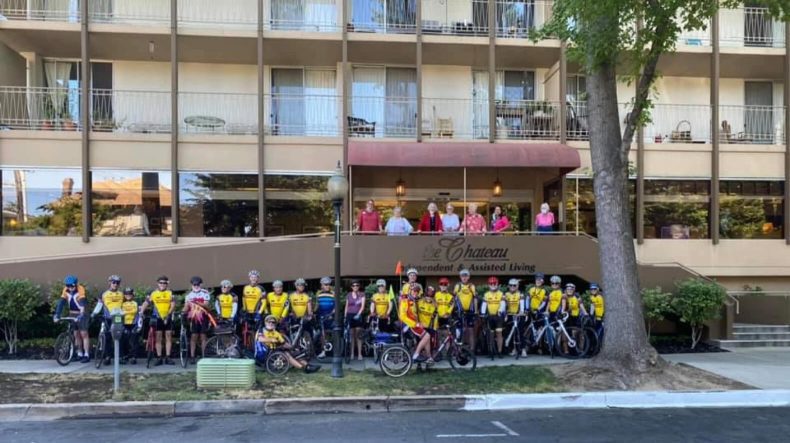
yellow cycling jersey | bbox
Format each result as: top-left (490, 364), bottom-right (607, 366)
top-left (371, 293), bottom-right (391, 317)
top-left (548, 290), bottom-right (564, 313)
top-left (290, 292), bottom-right (311, 318)
top-left (398, 296), bottom-right (418, 329)
top-left (505, 291), bottom-right (523, 315)
top-left (102, 290), bottom-right (124, 313)
top-left (528, 286), bottom-right (547, 312)
top-left (266, 292), bottom-right (289, 320)
top-left (590, 294), bottom-right (605, 320)
top-left (147, 290), bottom-right (173, 318)
top-left (216, 293), bottom-right (236, 320)
top-left (454, 283), bottom-right (476, 312)
top-left (567, 295), bottom-right (581, 317)
top-left (417, 298), bottom-right (437, 329)
top-left (121, 300), bottom-right (138, 325)
top-left (242, 285), bottom-right (265, 314)
top-left (435, 291), bottom-right (454, 317)
top-left (401, 283), bottom-right (423, 299)
top-left (258, 329), bottom-right (285, 348)
top-left (483, 290), bottom-right (504, 316)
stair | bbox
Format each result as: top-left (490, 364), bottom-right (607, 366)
top-left (712, 324), bottom-right (790, 349)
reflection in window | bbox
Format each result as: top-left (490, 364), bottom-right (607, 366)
top-left (264, 175), bottom-right (332, 236)
top-left (1, 169), bottom-right (82, 236)
top-left (720, 180), bottom-right (784, 239)
top-left (180, 174), bottom-right (259, 237)
top-left (645, 180), bottom-right (710, 239)
top-left (92, 171), bottom-right (172, 237)
top-left (564, 177), bottom-right (635, 237)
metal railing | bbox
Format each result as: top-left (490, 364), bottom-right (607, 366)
top-left (493, 99), bottom-right (560, 140)
top-left (421, 0), bottom-right (489, 36)
top-left (719, 105), bottom-right (786, 145)
top-left (92, 88), bottom-right (172, 133)
top-left (678, 18), bottom-right (711, 47)
top-left (0, 0), bottom-right (80, 21)
top-left (495, 0), bottom-right (552, 38)
top-left (267, 0), bottom-right (340, 32)
top-left (267, 93), bottom-right (340, 136)
top-left (421, 97), bottom-right (487, 139)
top-left (720, 7), bottom-right (786, 48)
top-left (88, 0), bottom-right (170, 25)
top-left (0, 86), bottom-right (82, 131)
top-left (178, 91), bottom-right (258, 134)
top-left (628, 103), bottom-right (712, 144)
top-left (347, 0), bottom-right (417, 34)
top-left (349, 95), bottom-right (418, 137)
top-left (177, 0), bottom-right (257, 28)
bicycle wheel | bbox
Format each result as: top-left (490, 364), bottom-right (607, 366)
top-left (585, 327), bottom-right (601, 357)
top-left (179, 328), bottom-right (189, 368)
top-left (54, 332), bottom-right (74, 366)
top-left (265, 350), bottom-right (291, 375)
top-left (204, 334), bottom-right (238, 358)
top-left (94, 333), bottom-right (106, 369)
top-left (449, 344), bottom-right (477, 372)
top-left (555, 327), bottom-right (588, 359)
top-left (379, 345), bottom-right (412, 378)
top-left (146, 328), bottom-right (156, 368)
top-left (295, 331), bottom-right (314, 360)
top-left (523, 326), bottom-right (537, 351)
top-left (343, 331), bottom-right (351, 364)
top-left (544, 327), bottom-right (555, 359)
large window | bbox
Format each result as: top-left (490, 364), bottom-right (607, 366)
top-left (645, 180), bottom-right (710, 239)
top-left (1, 168), bottom-right (82, 236)
top-left (264, 175), bottom-right (332, 236)
top-left (271, 68), bottom-right (337, 136)
top-left (720, 180), bottom-right (784, 239)
top-left (180, 173), bottom-right (259, 237)
top-left (92, 170), bottom-right (172, 237)
top-left (564, 177), bottom-right (635, 237)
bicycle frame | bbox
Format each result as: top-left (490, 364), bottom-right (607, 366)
top-left (553, 316), bottom-right (577, 348)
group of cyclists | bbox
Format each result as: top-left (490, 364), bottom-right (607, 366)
top-left (52, 267), bottom-right (605, 373)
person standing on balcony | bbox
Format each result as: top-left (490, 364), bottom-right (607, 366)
top-left (442, 203), bottom-right (460, 235)
top-left (490, 205), bottom-right (511, 234)
top-left (460, 203), bottom-right (486, 235)
top-left (418, 202), bottom-right (444, 234)
top-left (356, 199), bottom-right (382, 234)
top-left (385, 206), bottom-right (413, 236)
top-left (535, 202), bottom-right (555, 233)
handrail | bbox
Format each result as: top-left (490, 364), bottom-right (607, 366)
top-left (727, 291), bottom-right (790, 297)
top-left (648, 261), bottom-right (738, 313)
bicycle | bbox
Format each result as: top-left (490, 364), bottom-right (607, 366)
top-left (378, 330), bottom-right (412, 378)
top-left (504, 314), bottom-right (526, 359)
top-left (523, 313), bottom-right (555, 358)
top-left (53, 317), bottom-right (79, 366)
top-left (580, 315), bottom-right (603, 357)
top-left (179, 318), bottom-right (189, 368)
top-left (286, 316), bottom-right (314, 360)
top-left (313, 314), bottom-right (335, 362)
top-left (144, 317), bottom-right (157, 368)
top-left (94, 318), bottom-right (108, 369)
top-left (204, 320), bottom-right (241, 359)
top-left (428, 320), bottom-right (476, 371)
top-left (553, 313), bottom-right (589, 359)
top-left (479, 314), bottom-right (498, 360)
top-left (240, 315), bottom-right (259, 353)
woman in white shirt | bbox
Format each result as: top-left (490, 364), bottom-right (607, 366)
top-left (441, 203), bottom-right (460, 235)
top-left (385, 206), bottom-right (413, 236)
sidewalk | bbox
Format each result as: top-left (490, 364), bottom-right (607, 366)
top-left (664, 348), bottom-right (790, 389)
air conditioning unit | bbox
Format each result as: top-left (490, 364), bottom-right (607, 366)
top-left (196, 359), bottom-right (256, 389)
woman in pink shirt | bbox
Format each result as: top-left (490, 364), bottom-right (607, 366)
top-left (490, 205), bottom-right (511, 234)
top-left (356, 200), bottom-right (382, 234)
top-left (460, 203), bottom-right (487, 235)
top-left (535, 202), bottom-right (555, 233)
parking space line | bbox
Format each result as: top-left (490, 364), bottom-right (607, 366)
top-left (491, 421), bottom-right (519, 436)
top-left (436, 434), bottom-right (507, 438)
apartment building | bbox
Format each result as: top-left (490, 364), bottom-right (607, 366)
top-left (0, 0), bottom-right (788, 299)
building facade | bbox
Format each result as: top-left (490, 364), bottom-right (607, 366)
top-left (0, 1), bottom-right (788, 294)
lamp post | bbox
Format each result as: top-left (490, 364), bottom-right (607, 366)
top-left (327, 161), bottom-right (348, 378)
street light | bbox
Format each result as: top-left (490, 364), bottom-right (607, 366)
top-left (327, 161), bottom-right (348, 378)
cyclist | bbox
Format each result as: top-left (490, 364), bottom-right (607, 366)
top-left (183, 276), bottom-right (213, 364)
top-left (93, 274), bottom-right (124, 365)
top-left (53, 275), bottom-right (90, 363)
top-left (434, 277), bottom-right (455, 341)
top-left (214, 280), bottom-right (238, 323)
top-left (256, 315), bottom-right (321, 374)
top-left (120, 287), bottom-right (141, 365)
top-left (547, 275), bottom-right (566, 322)
top-left (504, 278), bottom-right (527, 357)
top-left (266, 280), bottom-right (290, 327)
top-left (482, 276), bottom-right (506, 357)
top-left (241, 270), bottom-right (267, 330)
top-left (565, 283), bottom-right (586, 327)
top-left (528, 273), bottom-right (548, 320)
top-left (398, 283), bottom-right (433, 363)
top-left (369, 279), bottom-right (393, 332)
top-left (417, 286), bottom-right (439, 342)
top-left (453, 269), bottom-right (477, 353)
top-left (141, 275), bottom-right (176, 366)
top-left (289, 278), bottom-right (313, 339)
top-left (588, 283), bottom-right (605, 335)
top-left (315, 276), bottom-right (335, 359)
top-left (401, 268), bottom-right (422, 298)
top-left (345, 280), bottom-right (367, 361)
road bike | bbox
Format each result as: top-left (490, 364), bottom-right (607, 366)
top-left (285, 316), bottom-right (314, 360)
top-left (53, 317), bottom-right (79, 366)
top-left (504, 314), bottom-right (526, 359)
top-left (553, 313), bottom-right (589, 359)
top-left (430, 320), bottom-right (476, 371)
top-left (204, 320), bottom-right (241, 359)
top-left (94, 318), bottom-right (108, 369)
top-left (523, 313), bottom-right (555, 358)
top-left (179, 318), bottom-right (189, 368)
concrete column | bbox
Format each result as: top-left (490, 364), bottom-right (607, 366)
top-left (80, 0), bottom-right (91, 243)
top-left (559, 42), bottom-right (567, 144)
top-left (257, 0), bottom-right (265, 237)
top-left (785, 21), bottom-right (790, 245)
top-left (487, 0), bottom-right (496, 143)
top-left (711, 9), bottom-right (720, 244)
top-left (342, 0), bottom-right (350, 231)
top-left (416, 0), bottom-right (422, 142)
top-left (170, 0), bottom-right (179, 243)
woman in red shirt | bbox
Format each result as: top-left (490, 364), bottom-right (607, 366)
top-left (356, 200), bottom-right (382, 234)
top-left (417, 202), bottom-right (444, 234)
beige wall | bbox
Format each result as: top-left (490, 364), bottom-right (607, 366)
top-left (0, 43), bottom-right (26, 86)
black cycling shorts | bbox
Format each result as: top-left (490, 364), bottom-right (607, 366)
top-left (189, 319), bottom-right (208, 334)
top-left (152, 316), bottom-right (173, 332)
top-left (487, 316), bottom-right (504, 330)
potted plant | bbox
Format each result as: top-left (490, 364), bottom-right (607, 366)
top-left (62, 113), bottom-right (77, 131)
top-left (40, 96), bottom-right (55, 130)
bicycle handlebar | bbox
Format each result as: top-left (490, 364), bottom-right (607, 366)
top-left (56, 317), bottom-right (78, 322)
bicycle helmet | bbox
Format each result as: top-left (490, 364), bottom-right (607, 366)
top-left (459, 269), bottom-right (471, 277)
top-left (534, 272), bottom-right (545, 281)
top-left (272, 280), bottom-right (283, 288)
top-left (220, 279), bottom-right (233, 288)
top-left (550, 275), bottom-right (561, 284)
top-left (425, 286), bottom-right (436, 296)
top-left (406, 268), bottom-right (418, 276)
top-left (295, 278), bottom-right (306, 286)
top-left (508, 278), bottom-right (519, 286)
top-left (438, 277), bottom-right (450, 286)
top-left (264, 315), bottom-right (277, 323)
top-left (123, 287), bottom-right (134, 295)
top-left (190, 276), bottom-right (203, 286)
top-left (248, 270), bottom-right (260, 279)
top-left (156, 275), bottom-right (169, 284)
top-left (351, 279), bottom-right (362, 286)
top-left (108, 274), bottom-right (121, 283)
top-left (487, 276), bottom-right (499, 286)
top-left (376, 279), bottom-right (386, 287)
top-left (589, 283), bottom-right (599, 290)
top-left (565, 283), bottom-right (576, 289)
top-left (320, 276), bottom-right (332, 285)
top-left (63, 275), bottom-right (78, 286)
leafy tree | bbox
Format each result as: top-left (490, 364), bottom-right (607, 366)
top-left (673, 279), bottom-right (727, 349)
top-left (719, 198), bottom-right (766, 238)
top-left (641, 287), bottom-right (673, 339)
top-left (0, 279), bottom-right (42, 354)
top-left (538, 1), bottom-right (789, 378)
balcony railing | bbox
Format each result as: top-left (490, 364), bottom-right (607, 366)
top-left (88, 0), bottom-right (170, 25)
top-left (720, 7), bottom-right (786, 48)
top-left (267, 93), bottom-right (340, 136)
top-left (421, 0), bottom-right (489, 36)
top-left (421, 97), bottom-right (487, 139)
top-left (625, 103), bottom-right (712, 144)
top-left (495, 0), bottom-right (553, 39)
top-left (347, 0), bottom-right (417, 34)
top-left (178, 91), bottom-right (258, 134)
top-left (494, 100), bottom-right (561, 139)
top-left (267, 0), bottom-right (339, 31)
top-left (349, 96), bottom-right (417, 137)
top-left (720, 105), bottom-right (785, 145)
top-left (177, 0), bottom-right (257, 28)
top-left (0, 0), bottom-right (80, 22)
top-left (0, 86), bottom-right (82, 131)
top-left (93, 88), bottom-right (172, 133)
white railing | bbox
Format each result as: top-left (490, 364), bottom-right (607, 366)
top-left (567, 100), bottom-right (588, 140)
top-left (678, 18), bottom-right (711, 47)
top-left (720, 105), bottom-right (785, 145)
top-left (494, 100), bottom-right (560, 140)
top-left (421, 97), bottom-right (486, 139)
top-left (347, 0), bottom-right (417, 34)
top-left (266, 93), bottom-right (340, 136)
top-left (629, 103), bottom-right (712, 144)
top-left (93, 88), bottom-right (171, 133)
top-left (720, 7), bottom-right (786, 48)
top-left (0, 86), bottom-right (82, 131)
top-left (88, 0), bottom-right (170, 25)
top-left (495, 0), bottom-right (552, 38)
top-left (177, 0), bottom-right (257, 28)
top-left (0, 0), bottom-right (80, 21)
top-left (178, 91), bottom-right (258, 134)
top-left (421, 0), bottom-right (488, 36)
top-left (349, 95), bottom-right (417, 137)
top-left (267, 0), bottom-right (339, 32)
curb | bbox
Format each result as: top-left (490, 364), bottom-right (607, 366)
top-left (2, 390), bottom-right (789, 421)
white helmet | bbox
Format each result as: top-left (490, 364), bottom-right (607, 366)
top-left (550, 275), bottom-right (562, 284)
top-left (220, 279), bottom-right (233, 288)
top-left (273, 280), bottom-right (283, 288)
top-left (376, 279), bottom-right (386, 287)
top-left (295, 278), bottom-right (306, 286)
top-left (406, 268), bottom-right (418, 276)
top-left (508, 278), bottom-right (519, 286)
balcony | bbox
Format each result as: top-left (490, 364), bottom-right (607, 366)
top-left (421, 0), bottom-right (488, 36)
top-left (720, 7), bottom-right (786, 48)
top-left (421, 97), bottom-right (487, 139)
top-left (346, 0), bottom-right (417, 34)
top-left (0, 0), bottom-right (81, 22)
top-left (719, 105), bottom-right (785, 145)
top-left (348, 95), bottom-right (417, 137)
top-left (495, 0), bottom-right (552, 39)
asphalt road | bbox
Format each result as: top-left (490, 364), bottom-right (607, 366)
top-left (3, 407), bottom-right (790, 442)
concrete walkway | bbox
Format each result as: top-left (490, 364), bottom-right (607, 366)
top-left (664, 348), bottom-right (790, 389)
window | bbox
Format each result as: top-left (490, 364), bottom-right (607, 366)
top-left (1, 168), bottom-right (82, 236)
top-left (271, 68), bottom-right (337, 136)
top-left (720, 180), bottom-right (784, 239)
top-left (264, 175), bottom-right (332, 236)
top-left (92, 170), bottom-right (172, 237)
top-left (644, 180), bottom-right (710, 239)
top-left (179, 173), bottom-right (259, 237)
top-left (497, 0), bottom-right (536, 37)
top-left (564, 177), bottom-right (635, 237)
top-left (351, 66), bottom-right (417, 137)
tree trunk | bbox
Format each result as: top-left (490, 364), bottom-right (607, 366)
top-left (586, 61), bottom-right (660, 375)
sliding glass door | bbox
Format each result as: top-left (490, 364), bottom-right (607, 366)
top-left (272, 68), bottom-right (337, 136)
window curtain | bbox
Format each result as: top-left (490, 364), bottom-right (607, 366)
top-left (305, 69), bottom-right (337, 136)
top-left (472, 71), bottom-right (489, 139)
top-left (351, 0), bottom-right (384, 31)
top-left (44, 61), bottom-right (74, 121)
top-left (271, 0), bottom-right (303, 30)
top-left (384, 67), bottom-right (416, 137)
top-left (351, 67), bottom-right (386, 136)
top-left (272, 69), bottom-right (305, 135)
top-left (305, 0), bottom-right (337, 31)
top-left (387, 0), bottom-right (416, 31)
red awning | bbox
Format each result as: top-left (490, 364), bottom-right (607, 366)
top-left (348, 141), bottom-right (581, 170)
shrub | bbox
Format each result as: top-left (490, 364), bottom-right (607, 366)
top-left (0, 279), bottom-right (42, 355)
top-left (673, 279), bottom-right (727, 349)
top-left (641, 286), bottom-right (673, 340)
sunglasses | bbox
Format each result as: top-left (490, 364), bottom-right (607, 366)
top-left (66, 284), bottom-right (75, 288)
top-left (509, 284), bottom-right (518, 287)
top-left (352, 284), bottom-right (360, 287)
top-left (157, 281), bottom-right (168, 285)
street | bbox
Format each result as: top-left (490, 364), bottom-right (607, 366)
top-left (2, 407), bottom-right (790, 442)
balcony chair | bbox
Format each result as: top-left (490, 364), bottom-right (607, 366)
top-left (436, 117), bottom-right (454, 138)
top-left (348, 116), bottom-right (376, 137)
